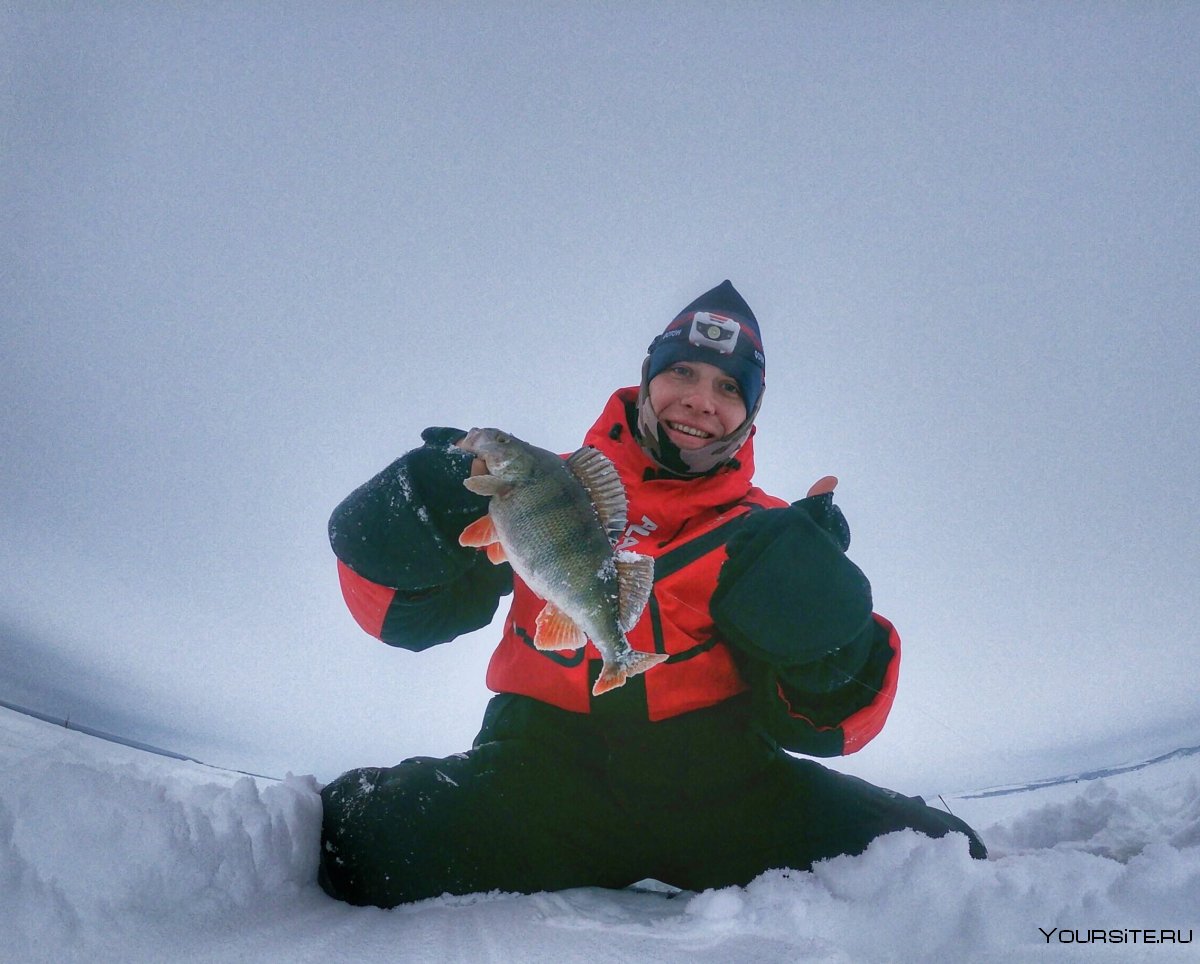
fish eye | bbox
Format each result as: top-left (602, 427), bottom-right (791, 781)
top-left (496, 433), bottom-right (510, 443)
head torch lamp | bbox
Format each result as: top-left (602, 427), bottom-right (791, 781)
top-left (686, 312), bottom-right (741, 354)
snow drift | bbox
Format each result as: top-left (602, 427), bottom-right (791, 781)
top-left (1, 705), bottom-right (1196, 962)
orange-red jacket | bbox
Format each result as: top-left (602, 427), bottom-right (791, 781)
top-left (332, 389), bottom-right (900, 755)
top-left (485, 389), bottom-right (786, 719)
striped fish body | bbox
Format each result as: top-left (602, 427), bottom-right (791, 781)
top-left (457, 428), bottom-right (665, 695)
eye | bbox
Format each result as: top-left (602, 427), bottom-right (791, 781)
top-left (669, 363), bottom-right (694, 377)
top-left (719, 379), bottom-right (741, 397)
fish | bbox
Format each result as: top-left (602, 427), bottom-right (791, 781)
top-left (456, 427), bottom-right (667, 695)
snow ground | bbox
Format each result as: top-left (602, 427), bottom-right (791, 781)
top-left (1, 705), bottom-right (1196, 963)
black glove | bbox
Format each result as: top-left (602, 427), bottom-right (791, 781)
top-left (407, 426), bottom-right (490, 540)
top-left (328, 426), bottom-right (491, 590)
top-left (711, 500), bottom-right (872, 666)
top-left (793, 491), bottom-right (851, 551)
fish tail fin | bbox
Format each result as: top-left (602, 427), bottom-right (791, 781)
top-left (592, 650), bottom-right (669, 696)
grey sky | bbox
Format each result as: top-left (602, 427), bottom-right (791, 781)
top-left (3, 3), bottom-right (1198, 791)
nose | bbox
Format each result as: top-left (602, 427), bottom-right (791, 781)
top-left (681, 383), bottom-right (717, 413)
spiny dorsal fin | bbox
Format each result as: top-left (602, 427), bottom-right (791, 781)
top-left (564, 446), bottom-right (627, 546)
top-left (614, 551), bottom-right (655, 632)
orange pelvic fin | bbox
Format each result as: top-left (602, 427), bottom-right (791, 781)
top-left (459, 513), bottom-right (499, 548)
top-left (533, 603), bottom-right (587, 651)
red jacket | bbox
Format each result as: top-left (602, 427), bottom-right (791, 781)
top-left (486, 389), bottom-right (788, 719)
top-left (333, 389), bottom-right (900, 755)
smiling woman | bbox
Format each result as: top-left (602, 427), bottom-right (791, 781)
top-left (648, 360), bottom-right (747, 450)
top-left (634, 281), bottom-right (766, 476)
top-left (320, 279), bottom-right (985, 908)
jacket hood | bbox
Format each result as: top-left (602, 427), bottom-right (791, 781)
top-left (582, 388), bottom-right (759, 537)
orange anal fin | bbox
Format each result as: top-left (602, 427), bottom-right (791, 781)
top-left (533, 603), bottom-right (587, 651)
top-left (459, 513), bottom-right (499, 548)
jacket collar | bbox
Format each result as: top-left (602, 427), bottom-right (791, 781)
top-left (582, 388), bottom-right (757, 532)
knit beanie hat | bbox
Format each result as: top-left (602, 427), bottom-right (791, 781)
top-left (636, 280), bottom-right (766, 475)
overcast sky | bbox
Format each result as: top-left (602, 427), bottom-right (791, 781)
top-left (3, 2), bottom-right (1198, 792)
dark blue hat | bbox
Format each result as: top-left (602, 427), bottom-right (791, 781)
top-left (645, 280), bottom-right (765, 415)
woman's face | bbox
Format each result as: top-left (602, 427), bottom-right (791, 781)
top-left (647, 360), bottom-right (748, 450)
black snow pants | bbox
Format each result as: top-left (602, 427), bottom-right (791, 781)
top-left (319, 694), bottom-right (986, 908)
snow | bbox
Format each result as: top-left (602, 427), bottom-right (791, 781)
top-left (2, 706), bottom-right (1196, 962)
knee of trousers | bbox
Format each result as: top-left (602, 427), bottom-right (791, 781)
top-left (317, 753), bottom-right (525, 906)
top-left (318, 765), bottom-right (437, 907)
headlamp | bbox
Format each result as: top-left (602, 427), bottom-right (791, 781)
top-left (687, 312), bottom-right (740, 354)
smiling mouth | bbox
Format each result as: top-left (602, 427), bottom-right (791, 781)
top-left (666, 421), bottom-right (713, 440)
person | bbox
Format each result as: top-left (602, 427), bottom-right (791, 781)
top-left (319, 280), bottom-right (986, 907)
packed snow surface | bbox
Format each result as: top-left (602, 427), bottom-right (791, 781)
top-left (1, 705), bottom-right (1196, 963)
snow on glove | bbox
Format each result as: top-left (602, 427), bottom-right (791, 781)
top-left (712, 501), bottom-right (872, 666)
top-left (408, 426), bottom-right (492, 533)
top-left (328, 426), bottom-right (491, 590)
top-left (794, 491), bottom-right (851, 551)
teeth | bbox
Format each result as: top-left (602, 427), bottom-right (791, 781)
top-left (668, 422), bottom-right (711, 439)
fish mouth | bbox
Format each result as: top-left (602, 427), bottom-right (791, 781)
top-left (457, 427), bottom-right (499, 454)
top-left (665, 421), bottom-right (714, 440)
